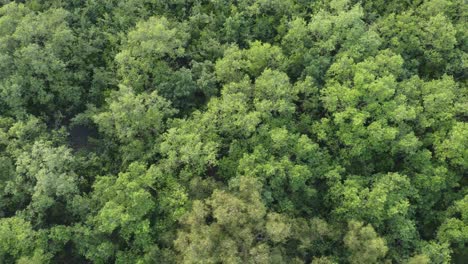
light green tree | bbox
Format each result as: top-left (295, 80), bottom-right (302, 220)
top-left (344, 220), bottom-right (388, 264)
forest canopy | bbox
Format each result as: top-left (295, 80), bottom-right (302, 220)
top-left (0, 0), bottom-right (466, 263)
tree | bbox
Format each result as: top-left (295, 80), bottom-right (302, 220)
top-left (0, 217), bottom-right (49, 263)
top-left (74, 162), bottom-right (186, 263)
top-left (175, 176), bottom-right (296, 263)
top-left (116, 16), bottom-right (199, 109)
top-left (281, 0), bottom-right (381, 82)
top-left (375, 2), bottom-right (463, 78)
top-left (215, 41), bottom-right (285, 84)
top-left (344, 220), bottom-right (388, 264)
top-left (10, 140), bottom-right (79, 226)
top-left (0, 0), bottom-right (466, 262)
top-left (437, 195), bottom-right (468, 257)
top-left (0, 3), bottom-right (87, 119)
top-left (93, 85), bottom-right (177, 164)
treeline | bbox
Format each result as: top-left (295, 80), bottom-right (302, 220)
top-left (0, 0), bottom-right (466, 263)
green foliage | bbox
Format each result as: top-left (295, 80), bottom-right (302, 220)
top-left (116, 16), bottom-right (198, 109)
top-left (375, 1), bottom-right (464, 78)
top-left (344, 220), bottom-right (388, 264)
top-left (0, 0), bottom-right (466, 263)
top-left (0, 3), bottom-right (88, 119)
top-left (438, 195), bottom-right (468, 252)
top-left (0, 217), bottom-right (50, 262)
top-left (93, 85), bottom-right (176, 163)
top-left (175, 176), bottom-right (297, 263)
top-left (13, 140), bottom-right (79, 226)
top-left (215, 41), bottom-right (285, 84)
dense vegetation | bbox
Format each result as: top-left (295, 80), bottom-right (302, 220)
top-left (0, 0), bottom-right (466, 263)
